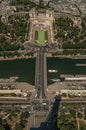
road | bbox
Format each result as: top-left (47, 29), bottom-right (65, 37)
top-left (35, 49), bottom-right (47, 99)
top-left (61, 98), bottom-right (86, 103)
top-left (0, 97), bottom-right (30, 104)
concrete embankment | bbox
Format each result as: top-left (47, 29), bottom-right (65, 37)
top-left (47, 54), bottom-right (86, 59)
top-left (0, 56), bottom-right (35, 61)
top-left (15, 82), bottom-right (35, 93)
top-left (0, 54), bottom-right (86, 61)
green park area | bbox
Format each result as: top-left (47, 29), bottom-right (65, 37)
top-left (35, 29), bottom-right (48, 45)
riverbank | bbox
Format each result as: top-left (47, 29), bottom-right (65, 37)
top-left (0, 55), bottom-right (35, 61)
top-left (47, 54), bottom-right (86, 59)
top-left (0, 54), bottom-right (86, 61)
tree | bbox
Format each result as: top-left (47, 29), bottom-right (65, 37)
top-left (15, 124), bottom-right (23, 130)
top-left (78, 112), bottom-right (83, 119)
top-left (21, 111), bottom-right (30, 119)
top-left (0, 125), bottom-right (5, 130)
top-left (20, 119), bottom-right (27, 128)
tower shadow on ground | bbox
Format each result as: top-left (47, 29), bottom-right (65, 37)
top-left (30, 95), bottom-right (61, 130)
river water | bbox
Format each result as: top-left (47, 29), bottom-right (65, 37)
top-left (0, 58), bottom-right (86, 85)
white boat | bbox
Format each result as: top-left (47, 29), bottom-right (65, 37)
top-left (48, 70), bottom-right (58, 73)
top-left (50, 79), bottom-right (60, 82)
top-left (65, 77), bottom-right (86, 81)
top-left (76, 64), bottom-right (86, 66)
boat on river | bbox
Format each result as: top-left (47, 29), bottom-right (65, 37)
top-left (76, 64), bottom-right (86, 66)
top-left (50, 78), bottom-right (60, 82)
top-left (48, 70), bottom-right (58, 73)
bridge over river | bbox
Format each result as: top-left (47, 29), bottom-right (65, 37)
top-left (35, 48), bottom-right (47, 99)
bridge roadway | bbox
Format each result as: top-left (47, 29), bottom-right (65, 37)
top-left (35, 49), bottom-right (47, 99)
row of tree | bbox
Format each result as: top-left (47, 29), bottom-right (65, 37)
top-left (0, 15), bottom-right (30, 52)
top-left (0, 111), bottom-right (30, 130)
top-left (54, 17), bottom-right (86, 51)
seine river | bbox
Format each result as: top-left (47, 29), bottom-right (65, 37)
top-left (0, 58), bottom-right (86, 85)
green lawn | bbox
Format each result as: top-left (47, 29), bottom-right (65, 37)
top-left (35, 29), bottom-right (47, 45)
top-left (38, 30), bottom-right (45, 45)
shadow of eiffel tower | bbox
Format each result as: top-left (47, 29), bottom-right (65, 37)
top-left (30, 95), bottom-right (61, 130)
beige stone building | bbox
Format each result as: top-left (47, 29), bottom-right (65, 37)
top-left (29, 8), bottom-right (54, 44)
